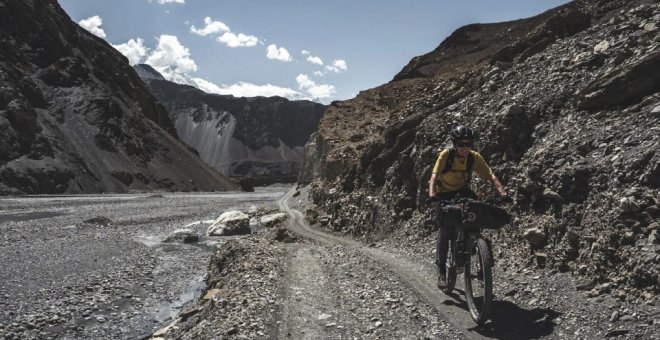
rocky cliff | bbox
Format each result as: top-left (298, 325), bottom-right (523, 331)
top-left (304, 0), bottom-right (660, 298)
top-left (0, 0), bottom-right (239, 194)
top-left (136, 64), bottom-right (326, 185)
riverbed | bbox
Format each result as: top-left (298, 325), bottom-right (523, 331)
top-left (0, 187), bottom-right (287, 339)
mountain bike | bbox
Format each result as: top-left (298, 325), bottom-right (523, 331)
top-left (430, 196), bottom-right (511, 324)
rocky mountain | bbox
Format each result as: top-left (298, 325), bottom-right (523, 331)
top-left (0, 0), bottom-right (239, 195)
top-left (135, 64), bottom-right (326, 186)
top-left (303, 0), bottom-right (659, 298)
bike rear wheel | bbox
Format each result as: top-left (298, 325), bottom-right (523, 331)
top-left (464, 237), bottom-right (493, 324)
top-left (444, 239), bottom-right (457, 293)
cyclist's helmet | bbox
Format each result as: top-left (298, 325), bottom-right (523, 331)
top-left (450, 124), bottom-right (474, 143)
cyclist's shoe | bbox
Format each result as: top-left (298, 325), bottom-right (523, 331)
top-left (437, 274), bottom-right (447, 289)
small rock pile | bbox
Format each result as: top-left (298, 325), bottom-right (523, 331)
top-left (152, 238), bottom-right (286, 339)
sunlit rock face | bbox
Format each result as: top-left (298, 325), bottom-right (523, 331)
top-left (301, 0), bottom-right (660, 296)
top-left (0, 0), bottom-right (239, 194)
top-left (136, 64), bottom-right (326, 184)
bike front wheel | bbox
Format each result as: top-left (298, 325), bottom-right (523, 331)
top-left (464, 236), bottom-right (493, 324)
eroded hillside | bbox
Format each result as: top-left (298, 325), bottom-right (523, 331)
top-left (0, 0), bottom-right (238, 194)
top-left (303, 0), bottom-right (659, 297)
top-left (136, 64), bottom-right (326, 186)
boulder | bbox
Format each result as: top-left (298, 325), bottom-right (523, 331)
top-left (620, 197), bottom-right (641, 213)
top-left (247, 205), bottom-right (259, 216)
top-left (260, 213), bottom-right (287, 227)
top-left (649, 229), bottom-right (660, 244)
top-left (164, 229), bottom-right (199, 244)
top-left (523, 228), bottom-right (547, 247)
top-left (207, 211), bottom-right (250, 236)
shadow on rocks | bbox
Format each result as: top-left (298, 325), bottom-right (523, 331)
top-left (443, 292), bottom-right (560, 339)
top-left (472, 300), bottom-right (560, 339)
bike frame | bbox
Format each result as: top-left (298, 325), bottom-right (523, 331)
top-left (433, 197), bottom-right (497, 325)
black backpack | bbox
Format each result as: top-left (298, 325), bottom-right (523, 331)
top-left (441, 148), bottom-right (475, 183)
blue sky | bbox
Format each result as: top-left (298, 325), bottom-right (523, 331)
top-left (59, 0), bottom-right (570, 103)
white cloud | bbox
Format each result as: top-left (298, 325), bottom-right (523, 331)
top-left (313, 71), bottom-right (325, 77)
top-left (192, 78), bottom-right (305, 100)
top-left (145, 35), bottom-right (198, 84)
top-left (190, 17), bottom-right (229, 36)
top-left (296, 74), bottom-right (335, 99)
top-left (217, 32), bottom-right (259, 48)
top-left (306, 56), bottom-right (323, 65)
top-left (325, 59), bottom-right (348, 73)
top-left (266, 44), bottom-right (292, 62)
top-left (301, 50), bottom-right (310, 55)
top-left (191, 77), bottom-right (224, 94)
top-left (78, 15), bottom-right (106, 38)
top-left (112, 38), bottom-right (149, 65)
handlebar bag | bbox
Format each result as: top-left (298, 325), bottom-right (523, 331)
top-left (462, 201), bottom-right (510, 229)
top-left (439, 205), bottom-right (462, 227)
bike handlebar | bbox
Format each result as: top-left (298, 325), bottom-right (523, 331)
top-left (426, 195), bottom-right (513, 206)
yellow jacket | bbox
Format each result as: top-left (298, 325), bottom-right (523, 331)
top-left (432, 149), bottom-right (493, 193)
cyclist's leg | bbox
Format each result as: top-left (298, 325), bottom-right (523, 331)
top-left (437, 222), bottom-right (450, 276)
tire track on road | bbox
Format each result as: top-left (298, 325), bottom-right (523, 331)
top-left (278, 188), bottom-right (490, 340)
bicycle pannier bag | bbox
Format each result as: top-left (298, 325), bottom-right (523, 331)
top-left (440, 205), bottom-right (462, 226)
top-left (462, 201), bottom-right (510, 229)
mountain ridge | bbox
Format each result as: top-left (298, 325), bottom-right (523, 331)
top-left (135, 64), bottom-right (326, 185)
top-left (0, 0), bottom-right (239, 194)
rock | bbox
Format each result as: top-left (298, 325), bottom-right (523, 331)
top-left (620, 197), bottom-right (641, 213)
top-left (566, 230), bottom-right (580, 244)
top-left (523, 228), bottom-right (547, 247)
top-left (622, 231), bottom-right (636, 245)
top-left (153, 319), bottom-right (178, 337)
top-left (260, 213), bottom-right (287, 228)
top-left (620, 315), bottom-right (634, 322)
top-left (318, 216), bottom-right (331, 226)
top-left (605, 329), bottom-right (629, 337)
top-left (543, 189), bottom-right (563, 202)
top-left (81, 216), bottom-right (113, 228)
top-left (350, 133), bottom-right (364, 142)
top-left (594, 40), bottom-right (610, 53)
top-left (652, 105), bottom-right (660, 117)
top-left (207, 211), bottom-right (251, 236)
top-left (504, 288), bottom-right (517, 296)
top-left (317, 313), bottom-right (332, 320)
top-left (643, 22), bottom-right (657, 32)
top-left (163, 229), bottom-right (199, 244)
top-left (272, 228), bottom-right (297, 243)
top-left (576, 279), bottom-right (597, 291)
top-left (610, 310), bottom-right (620, 322)
top-left (648, 230), bottom-right (660, 244)
top-left (203, 289), bottom-right (221, 300)
top-left (587, 289), bottom-right (601, 297)
top-left (247, 205), bottom-right (259, 216)
top-left (534, 252), bottom-right (547, 267)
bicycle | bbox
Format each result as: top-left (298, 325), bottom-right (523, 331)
top-left (430, 195), bottom-right (511, 324)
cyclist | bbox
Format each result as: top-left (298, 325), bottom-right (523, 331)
top-left (428, 124), bottom-right (508, 289)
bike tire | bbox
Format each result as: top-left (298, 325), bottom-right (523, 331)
top-left (464, 237), bottom-right (493, 324)
top-left (444, 239), bottom-right (457, 293)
